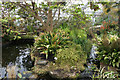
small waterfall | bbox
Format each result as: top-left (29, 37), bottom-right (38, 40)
top-left (80, 45), bottom-right (97, 78)
top-left (89, 45), bottom-right (97, 63)
top-left (0, 64), bottom-right (6, 79)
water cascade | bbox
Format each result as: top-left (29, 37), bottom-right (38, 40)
top-left (80, 45), bottom-right (97, 78)
top-left (0, 43), bottom-right (34, 79)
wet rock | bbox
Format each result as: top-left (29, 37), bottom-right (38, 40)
top-left (29, 74), bottom-right (38, 78)
top-left (80, 67), bottom-right (93, 78)
top-left (35, 60), bottom-right (48, 65)
top-left (23, 71), bottom-right (33, 74)
top-left (0, 67), bottom-right (6, 78)
top-left (6, 64), bottom-right (19, 78)
top-left (49, 69), bottom-right (80, 79)
top-left (33, 63), bottom-right (82, 79)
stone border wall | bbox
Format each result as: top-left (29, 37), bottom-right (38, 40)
top-left (0, 2), bottom-right (2, 67)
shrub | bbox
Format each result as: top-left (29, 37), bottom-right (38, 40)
top-left (2, 26), bottom-right (21, 41)
top-left (96, 34), bottom-right (120, 68)
top-left (55, 43), bottom-right (87, 71)
top-left (34, 31), bottom-right (70, 59)
top-left (69, 28), bottom-right (92, 54)
top-left (92, 66), bottom-right (119, 78)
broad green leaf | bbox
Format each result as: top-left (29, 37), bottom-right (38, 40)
top-left (46, 53), bottom-right (48, 59)
top-left (18, 36), bottom-right (21, 39)
top-left (0, 19), bottom-right (8, 22)
top-left (116, 62), bottom-right (119, 68)
top-left (18, 73), bottom-right (22, 78)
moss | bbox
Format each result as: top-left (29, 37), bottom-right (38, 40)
top-left (32, 62), bottom-right (82, 78)
top-left (32, 43), bottom-right (87, 78)
top-left (20, 35), bottom-right (34, 39)
top-left (55, 43), bottom-right (86, 71)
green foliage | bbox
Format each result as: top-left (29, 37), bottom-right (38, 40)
top-left (0, 19), bottom-right (8, 22)
top-left (61, 3), bottom-right (92, 30)
top-left (57, 3), bottom-right (93, 54)
top-left (55, 43), bottom-right (87, 71)
top-left (69, 28), bottom-right (92, 53)
top-left (27, 25), bottom-right (35, 32)
top-left (56, 21), bottom-right (92, 54)
top-left (68, 6), bottom-right (92, 29)
top-left (94, 2), bottom-right (118, 29)
top-left (96, 34), bottom-right (120, 68)
top-left (34, 31), bottom-right (69, 59)
top-left (69, 28), bottom-right (87, 44)
top-left (2, 25), bottom-right (21, 41)
top-left (17, 7), bottom-right (29, 19)
top-left (96, 18), bottom-right (118, 32)
top-left (17, 73), bottom-right (22, 78)
top-left (89, 2), bottom-right (100, 11)
top-left (1, 2), bottom-right (22, 41)
top-left (92, 66), bottom-right (119, 78)
top-left (20, 35), bottom-right (34, 39)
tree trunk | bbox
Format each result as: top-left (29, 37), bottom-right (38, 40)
top-left (46, 2), bottom-right (53, 32)
top-left (118, 9), bottom-right (120, 34)
top-left (16, 2), bottom-right (60, 32)
top-left (119, 14), bottom-right (120, 34)
top-left (118, 1), bottom-right (120, 34)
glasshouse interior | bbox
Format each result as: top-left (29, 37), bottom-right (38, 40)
top-left (0, 0), bottom-right (120, 79)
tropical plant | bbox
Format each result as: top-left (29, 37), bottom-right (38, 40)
top-left (96, 34), bottom-right (120, 68)
top-left (1, 2), bottom-right (22, 41)
top-left (33, 30), bottom-right (69, 59)
top-left (92, 66), bottom-right (119, 79)
top-left (57, 24), bottom-right (92, 54)
top-left (2, 24), bottom-right (21, 41)
top-left (95, 1), bottom-right (120, 33)
top-left (99, 20), bottom-right (118, 34)
top-left (69, 28), bottom-right (92, 54)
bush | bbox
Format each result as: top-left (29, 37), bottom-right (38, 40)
top-left (69, 28), bottom-right (92, 54)
top-left (2, 26), bottom-right (21, 42)
top-left (55, 27), bottom-right (92, 54)
top-left (33, 31), bottom-right (70, 59)
top-left (55, 43), bottom-right (87, 71)
top-left (96, 34), bottom-right (120, 68)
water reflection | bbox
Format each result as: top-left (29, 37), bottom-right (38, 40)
top-left (1, 43), bottom-right (33, 78)
top-left (0, 64), bottom-right (6, 79)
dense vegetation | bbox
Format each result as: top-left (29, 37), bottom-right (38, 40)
top-left (1, 1), bottom-right (120, 79)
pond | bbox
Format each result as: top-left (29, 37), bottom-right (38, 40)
top-left (0, 42), bottom-right (34, 78)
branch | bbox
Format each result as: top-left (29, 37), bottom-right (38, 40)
top-left (53, 7), bottom-right (60, 27)
top-left (46, 2), bottom-right (52, 26)
top-left (52, 8), bottom-right (57, 19)
top-left (16, 2), bottom-right (46, 27)
top-left (46, 9), bottom-right (50, 25)
top-left (36, 7), bottom-right (47, 15)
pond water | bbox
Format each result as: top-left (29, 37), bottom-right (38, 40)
top-left (0, 42), bottom-right (34, 78)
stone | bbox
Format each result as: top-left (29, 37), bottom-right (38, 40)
top-left (29, 74), bottom-right (38, 78)
top-left (35, 60), bottom-right (48, 65)
top-left (20, 32), bottom-right (27, 35)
